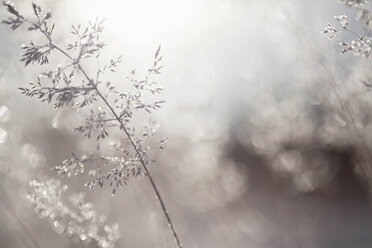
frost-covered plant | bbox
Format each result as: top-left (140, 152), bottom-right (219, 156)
top-left (322, 0), bottom-right (372, 184)
top-left (2, 1), bottom-right (182, 247)
top-left (27, 179), bottom-right (120, 248)
top-left (323, 0), bottom-right (372, 59)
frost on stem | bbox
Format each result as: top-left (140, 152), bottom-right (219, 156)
top-left (27, 179), bottom-right (120, 248)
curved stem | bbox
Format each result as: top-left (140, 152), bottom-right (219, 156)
top-left (76, 63), bottom-right (183, 248)
top-left (33, 20), bottom-right (183, 248)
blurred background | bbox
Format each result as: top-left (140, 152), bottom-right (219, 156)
top-left (1, 0), bottom-right (372, 247)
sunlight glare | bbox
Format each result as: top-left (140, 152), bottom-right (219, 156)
top-left (81, 0), bottom-right (200, 40)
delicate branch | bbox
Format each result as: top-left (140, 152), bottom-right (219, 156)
top-left (2, 2), bottom-right (182, 247)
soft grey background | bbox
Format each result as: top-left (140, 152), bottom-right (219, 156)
top-left (1, 0), bottom-right (372, 247)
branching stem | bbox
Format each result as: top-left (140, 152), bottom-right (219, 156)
top-left (29, 18), bottom-right (183, 248)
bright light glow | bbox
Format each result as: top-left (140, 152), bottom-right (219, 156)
top-left (80, 0), bottom-right (200, 40)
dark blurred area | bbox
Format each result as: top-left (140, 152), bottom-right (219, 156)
top-left (1, 0), bottom-right (372, 247)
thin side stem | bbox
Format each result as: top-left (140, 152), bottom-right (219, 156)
top-left (287, 13), bottom-right (372, 180)
top-left (0, 184), bottom-right (42, 248)
top-left (324, 69), bottom-right (372, 177)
